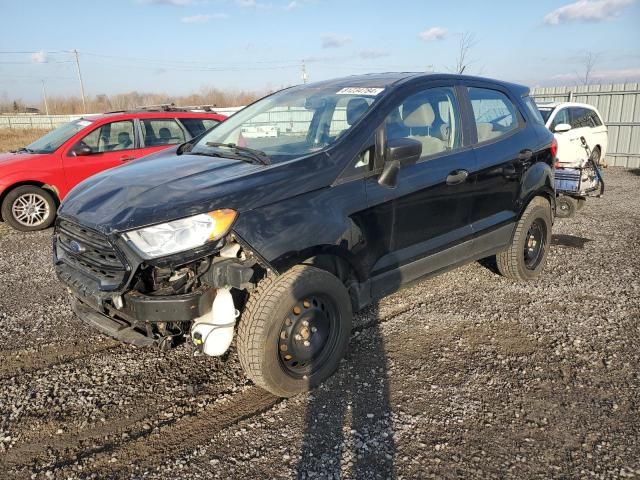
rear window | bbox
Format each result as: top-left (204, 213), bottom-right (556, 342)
top-left (524, 97), bottom-right (545, 124)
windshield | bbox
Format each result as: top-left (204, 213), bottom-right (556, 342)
top-left (193, 84), bottom-right (382, 163)
top-left (26, 119), bottom-right (93, 153)
top-left (537, 107), bottom-right (554, 124)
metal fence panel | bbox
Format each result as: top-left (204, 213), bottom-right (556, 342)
top-left (532, 82), bottom-right (640, 167)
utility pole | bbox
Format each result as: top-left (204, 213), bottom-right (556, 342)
top-left (301, 60), bottom-right (308, 84)
top-left (41, 80), bottom-right (49, 115)
top-left (72, 49), bottom-right (87, 113)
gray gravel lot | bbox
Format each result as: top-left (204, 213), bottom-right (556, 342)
top-left (0, 168), bottom-right (638, 479)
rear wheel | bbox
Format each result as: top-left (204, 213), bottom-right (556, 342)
top-left (496, 196), bottom-right (551, 281)
top-left (1, 185), bottom-right (56, 231)
top-left (237, 265), bottom-right (352, 397)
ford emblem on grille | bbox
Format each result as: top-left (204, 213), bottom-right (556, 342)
top-left (69, 240), bottom-right (86, 254)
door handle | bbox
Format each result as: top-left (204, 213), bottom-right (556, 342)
top-left (120, 155), bottom-right (136, 162)
top-left (446, 169), bottom-right (469, 185)
top-left (517, 149), bottom-right (533, 162)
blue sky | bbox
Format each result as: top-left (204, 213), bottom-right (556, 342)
top-left (1, 0), bottom-right (639, 102)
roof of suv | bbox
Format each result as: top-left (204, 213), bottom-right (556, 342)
top-left (83, 110), bottom-right (227, 123)
top-left (537, 101), bottom-right (600, 111)
top-left (306, 72), bottom-right (530, 96)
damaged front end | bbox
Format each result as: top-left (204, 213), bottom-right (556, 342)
top-left (54, 217), bottom-right (262, 354)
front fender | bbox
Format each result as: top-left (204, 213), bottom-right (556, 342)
top-left (232, 180), bottom-right (367, 279)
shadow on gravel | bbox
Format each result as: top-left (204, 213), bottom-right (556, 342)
top-left (552, 234), bottom-right (592, 249)
top-left (296, 303), bottom-right (395, 479)
top-left (629, 168), bottom-right (640, 176)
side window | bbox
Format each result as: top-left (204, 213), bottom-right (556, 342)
top-left (468, 87), bottom-right (518, 143)
top-left (141, 119), bottom-right (186, 147)
top-left (180, 118), bottom-right (220, 137)
top-left (590, 110), bottom-right (603, 127)
top-left (383, 86), bottom-right (461, 159)
top-left (571, 108), bottom-right (594, 129)
top-left (550, 108), bottom-right (570, 130)
top-left (79, 120), bottom-right (135, 153)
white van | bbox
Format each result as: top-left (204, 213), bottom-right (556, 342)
top-left (537, 102), bottom-right (608, 167)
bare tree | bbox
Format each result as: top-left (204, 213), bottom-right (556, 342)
top-left (578, 51), bottom-right (599, 86)
top-left (454, 32), bottom-right (477, 74)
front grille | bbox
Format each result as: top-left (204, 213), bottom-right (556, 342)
top-left (56, 220), bottom-right (128, 290)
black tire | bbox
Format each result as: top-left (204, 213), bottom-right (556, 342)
top-left (1, 185), bottom-right (56, 232)
top-left (496, 196), bottom-right (551, 281)
top-left (556, 195), bottom-right (577, 219)
top-left (237, 265), bottom-right (352, 397)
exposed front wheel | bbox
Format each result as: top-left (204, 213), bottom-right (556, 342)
top-left (556, 195), bottom-right (577, 219)
top-left (237, 265), bottom-right (352, 397)
top-left (1, 185), bottom-right (56, 231)
top-left (496, 196), bottom-right (551, 281)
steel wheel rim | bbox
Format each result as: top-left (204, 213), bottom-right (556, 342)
top-left (278, 294), bottom-right (340, 379)
top-left (523, 219), bottom-right (546, 270)
top-left (11, 193), bottom-right (50, 227)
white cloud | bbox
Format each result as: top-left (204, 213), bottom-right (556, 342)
top-left (358, 49), bottom-right (390, 59)
top-left (418, 26), bottom-right (448, 41)
top-left (181, 13), bottom-right (228, 23)
top-left (320, 33), bottom-right (352, 49)
top-left (544, 0), bottom-right (634, 24)
top-left (286, 1), bottom-right (298, 10)
top-left (31, 51), bottom-right (48, 63)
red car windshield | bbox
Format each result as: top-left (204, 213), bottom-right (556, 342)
top-left (26, 118), bottom-right (93, 153)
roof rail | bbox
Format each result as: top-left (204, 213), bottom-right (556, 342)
top-left (104, 103), bottom-right (220, 114)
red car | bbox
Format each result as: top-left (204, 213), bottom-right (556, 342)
top-left (0, 109), bottom-right (226, 231)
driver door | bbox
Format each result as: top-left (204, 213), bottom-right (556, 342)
top-left (62, 120), bottom-right (138, 192)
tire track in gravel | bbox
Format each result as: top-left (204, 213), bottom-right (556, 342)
top-left (5, 303), bottom-right (422, 477)
top-left (0, 340), bottom-right (121, 378)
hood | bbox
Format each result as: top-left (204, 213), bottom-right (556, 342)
top-left (0, 151), bottom-right (49, 167)
top-left (58, 147), bottom-right (337, 235)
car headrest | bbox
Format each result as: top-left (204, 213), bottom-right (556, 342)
top-left (159, 127), bottom-right (171, 139)
top-left (403, 103), bottom-right (435, 128)
top-left (118, 132), bottom-right (131, 144)
top-left (346, 98), bottom-right (370, 126)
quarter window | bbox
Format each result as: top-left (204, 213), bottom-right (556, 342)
top-left (79, 120), bottom-right (135, 153)
top-left (468, 87), bottom-right (519, 142)
top-left (383, 86), bottom-right (462, 159)
top-left (141, 119), bottom-right (186, 146)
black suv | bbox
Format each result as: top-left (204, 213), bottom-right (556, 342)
top-left (54, 73), bottom-right (556, 397)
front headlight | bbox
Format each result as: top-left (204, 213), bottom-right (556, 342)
top-left (122, 209), bottom-right (237, 259)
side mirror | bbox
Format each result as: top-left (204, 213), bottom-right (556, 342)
top-left (378, 138), bottom-right (422, 188)
top-left (554, 123), bottom-right (572, 133)
top-left (69, 143), bottom-right (93, 156)
top-left (386, 137), bottom-right (422, 165)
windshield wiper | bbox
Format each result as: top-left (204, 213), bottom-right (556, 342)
top-left (187, 150), bottom-right (258, 165)
top-left (205, 142), bottom-right (271, 165)
top-left (11, 146), bottom-right (35, 153)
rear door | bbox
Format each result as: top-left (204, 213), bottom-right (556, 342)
top-left (62, 119), bottom-right (138, 191)
top-left (464, 85), bottom-right (534, 247)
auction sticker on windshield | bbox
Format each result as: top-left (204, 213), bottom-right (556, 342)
top-left (336, 87), bottom-right (385, 96)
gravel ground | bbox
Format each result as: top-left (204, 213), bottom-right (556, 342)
top-left (0, 167), bottom-right (638, 479)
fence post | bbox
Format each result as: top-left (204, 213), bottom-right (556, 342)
top-left (568, 91), bottom-right (573, 101)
